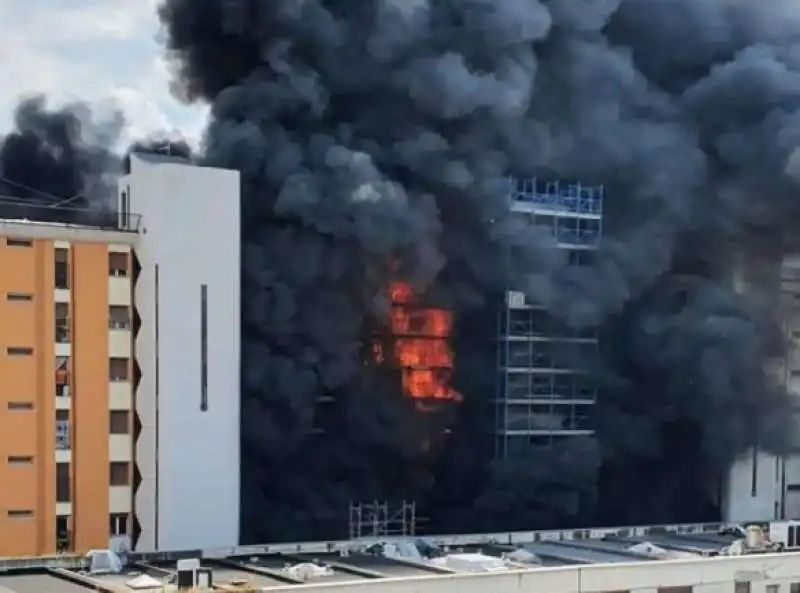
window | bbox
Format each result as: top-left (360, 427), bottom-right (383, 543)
top-left (56, 463), bottom-right (70, 502)
top-left (790, 583), bottom-right (800, 593)
top-left (55, 303), bottom-right (69, 343)
top-left (110, 462), bottom-right (130, 486)
top-left (8, 456), bottom-right (33, 465)
top-left (6, 238), bottom-right (32, 247)
top-left (110, 411), bottom-right (129, 434)
top-left (109, 358), bottom-right (129, 381)
top-left (7, 293), bottom-right (32, 301)
top-left (110, 513), bottom-right (129, 536)
top-left (766, 585), bottom-right (780, 593)
top-left (55, 248), bottom-right (69, 289)
top-left (7, 347), bottom-right (33, 356)
top-left (7, 510), bottom-right (33, 518)
top-left (109, 306), bottom-right (131, 329)
top-left (8, 402), bottom-right (33, 410)
top-left (735, 582), bottom-right (751, 593)
top-left (109, 253), bottom-right (128, 277)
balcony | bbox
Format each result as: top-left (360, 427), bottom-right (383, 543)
top-left (109, 328), bottom-right (132, 358)
top-left (109, 434), bottom-right (132, 462)
top-left (109, 486), bottom-right (132, 513)
top-left (109, 381), bottom-right (132, 409)
top-left (108, 276), bottom-right (131, 306)
top-left (55, 309), bottom-right (70, 357)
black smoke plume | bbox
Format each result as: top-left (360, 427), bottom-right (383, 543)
top-left (0, 96), bottom-right (192, 223)
top-left (5, 0), bottom-right (800, 542)
top-left (154, 0), bottom-right (800, 540)
top-left (0, 95), bottom-right (123, 223)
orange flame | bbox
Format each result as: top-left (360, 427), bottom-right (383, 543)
top-left (375, 281), bottom-right (462, 405)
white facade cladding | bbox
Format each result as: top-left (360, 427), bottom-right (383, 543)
top-left (120, 153), bottom-right (241, 551)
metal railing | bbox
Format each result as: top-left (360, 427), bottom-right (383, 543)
top-left (510, 177), bottom-right (603, 215)
top-left (0, 197), bottom-right (141, 232)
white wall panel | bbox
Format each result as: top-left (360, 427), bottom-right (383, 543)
top-left (109, 276), bottom-right (131, 306)
top-left (109, 486), bottom-right (132, 513)
top-left (109, 382), bottom-right (131, 410)
top-left (125, 156), bottom-right (240, 551)
top-left (109, 329), bottom-right (132, 358)
top-left (109, 434), bottom-right (132, 462)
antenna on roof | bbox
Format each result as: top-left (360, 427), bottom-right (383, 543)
top-left (153, 140), bottom-right (173, 156)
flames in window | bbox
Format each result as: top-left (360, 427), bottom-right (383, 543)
top-left (374, 281), bottom-right (462, 408)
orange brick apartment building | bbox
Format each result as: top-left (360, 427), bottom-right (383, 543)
top-left (0, 229), bottom-right (135, 556)
top-left (0, 154), bottom-right (242, 558)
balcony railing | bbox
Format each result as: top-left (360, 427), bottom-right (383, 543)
top-left (0, 197), bottom-right (141, 232)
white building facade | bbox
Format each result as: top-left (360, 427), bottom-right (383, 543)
top-left (119, 153), bottom-right (241, 551)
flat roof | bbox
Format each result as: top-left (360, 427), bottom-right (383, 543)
top-left (0, 521), bottom-right (762, 589)
top-left (0, 218), bottom-right (137, 245)
top-left (0, 573), bottom-right (92, 593)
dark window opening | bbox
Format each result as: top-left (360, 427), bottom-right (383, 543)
top-left (55, 248), bottom-right (69, 289)
top-left (110, 513), bottom-right (129, 536)
top-left (55, 303), bottom-right (69, 343)
top-left (7, 293), bottom-right (32, 301)
top-left (109, 306), bottom-right (131, 329)
top-left (57, 463), bottom-right (70, 502)
top-left (109, 358), bottom-right (129, 381)
top-left (110, 462), bottom-right (130, 486)
top-left (6, 238), bottom-right (32, 247)
top-left (109, 252), bottom-right (128, 277)
top-left (110, 411), bottom-right (129, 434)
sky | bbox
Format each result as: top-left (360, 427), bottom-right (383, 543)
top-left (0, 0), bottom-right (207, 147)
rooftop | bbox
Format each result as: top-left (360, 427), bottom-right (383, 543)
top-left (0, 198), bottom-right (139, 244)
top-left (0, 526), bottom-right (765, 593)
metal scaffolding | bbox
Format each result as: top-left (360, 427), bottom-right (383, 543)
top-left (495, 178), bottom-right (603, 458)
top-left (348, 501), bottom-right (417, 540)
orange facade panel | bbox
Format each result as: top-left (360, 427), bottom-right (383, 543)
top-left (0, 238), bottom-right (55, 556)
top-left (71, 243), bottom-right (110, 552)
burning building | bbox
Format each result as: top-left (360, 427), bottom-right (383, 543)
top-left (375, 281), bottom-right (462, 409)
top-left (495, 179), bottom-right (603, 457)
top-left (6, 0), bottom-right (800, 551)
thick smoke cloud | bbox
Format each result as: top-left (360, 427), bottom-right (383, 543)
top-left (152, 0), bottom-right (800, 540)
top-left (0, 95), bottom-right (192, 222)
top-left (0, 95), bottom-right (123, 223)
top-left (5, 0), bottom-right (800, 542)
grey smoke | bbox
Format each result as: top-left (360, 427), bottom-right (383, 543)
top-left (4, 0), bottom-right (800, 540)
top-left (154, 0), bottom-right (800, 538)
